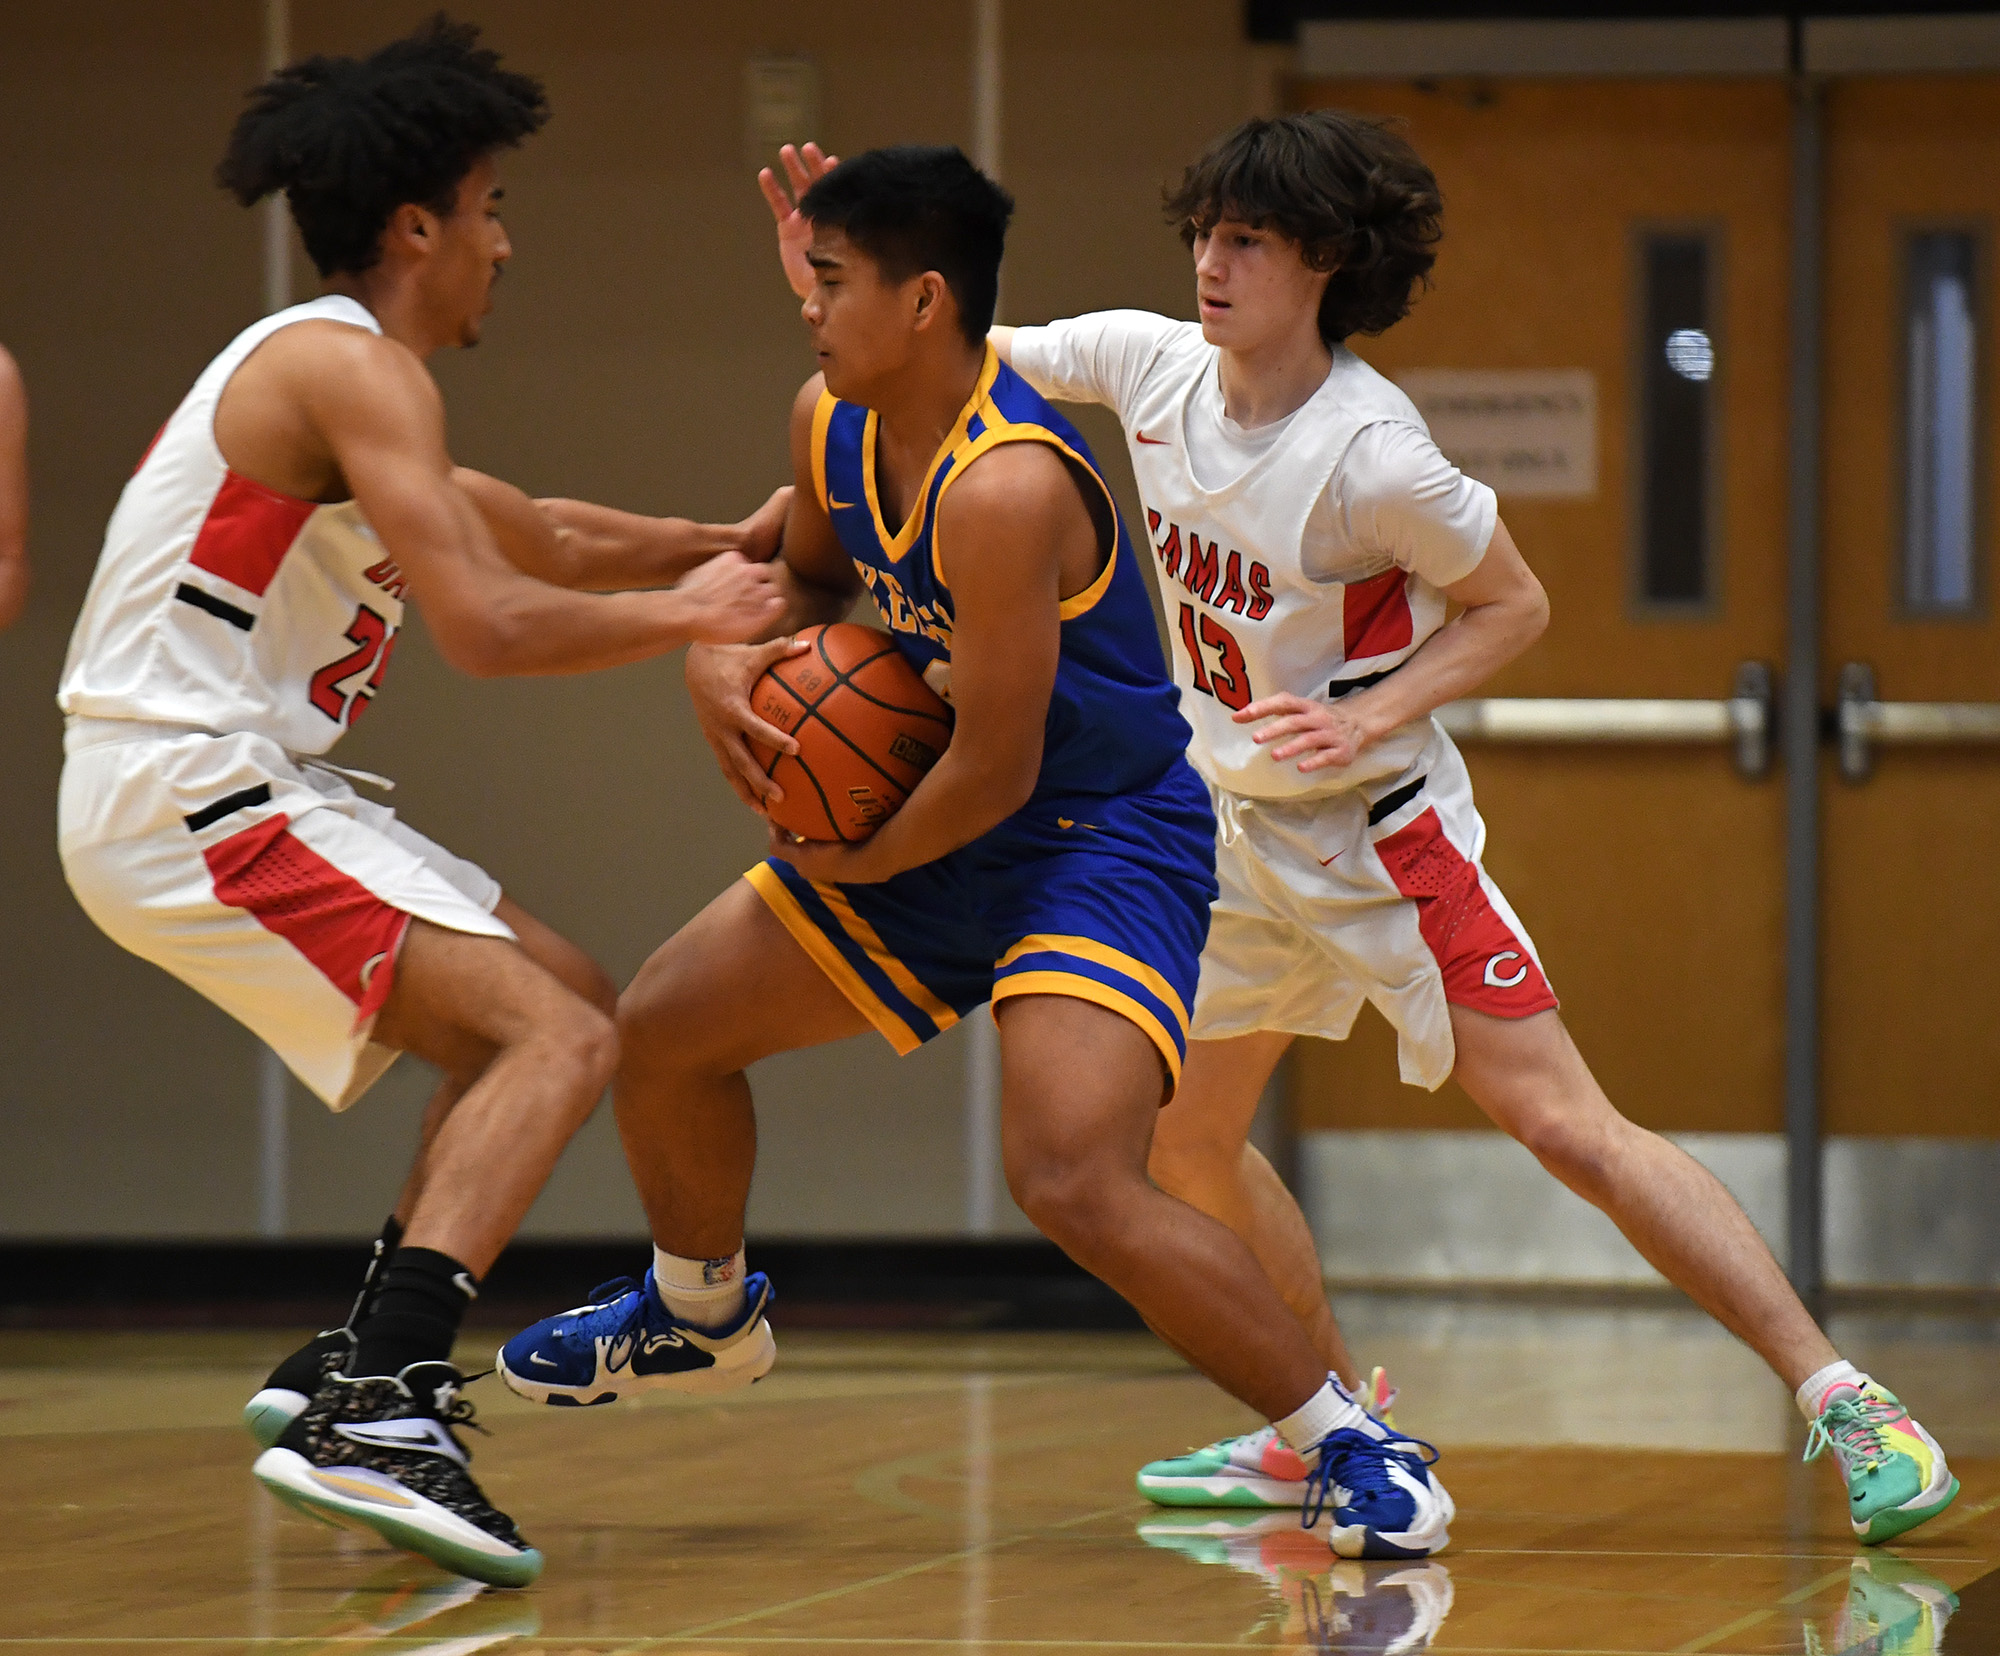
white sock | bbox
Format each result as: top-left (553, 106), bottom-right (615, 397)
top-left (652, 1245), bottom-right (748, 1331)
top-left (1796, 1358), bottom-right (1868, 1422)
top-left (1274, 1376), bottom-right (1373, 1461)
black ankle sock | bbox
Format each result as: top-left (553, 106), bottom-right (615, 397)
top-left (344, 1214), bottom-right (405, 1328)
top-left (350, 1247), bottom-right (478, 1378)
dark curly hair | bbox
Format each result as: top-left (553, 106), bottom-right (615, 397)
top-left (1163, 111), bottom-right (1442, 345)
top-left (216, 14), bottom-right (548, 278)
top-left (800, 146), bottom-right (1014, 345)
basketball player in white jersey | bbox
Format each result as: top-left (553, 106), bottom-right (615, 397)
top-left (760, 120), bottom-right (1957, 1548)
top-left (0, 344), bottom-right (26, 632)
top-left (58, 21), bottom-right (782, 1585)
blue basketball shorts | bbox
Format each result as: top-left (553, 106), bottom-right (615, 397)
top-left (746, 760), bottom-right (1217, 1085)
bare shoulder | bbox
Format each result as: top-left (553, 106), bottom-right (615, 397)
top-left (788, 371), bottom-right (829, 429)
top-left (942, 438), bottom-right (1079, 528)
top-left (263, 320), bottom-right (433, 404)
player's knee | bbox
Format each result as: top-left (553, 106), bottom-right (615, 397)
top-left (545, 996), bottom-right (617, 1107)
top-left (1510, 1100), bottom-right (1617, 1192)
top-left (1005, 1148), bottom-right (1135, 1260)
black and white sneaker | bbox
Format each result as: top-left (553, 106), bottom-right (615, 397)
top-left (244, 1326), bottom-right (355, 1448)
top-left (253, 1362), bottom-right (544, 1588)
top-left (244, 1231), bottom-right (397, 1446)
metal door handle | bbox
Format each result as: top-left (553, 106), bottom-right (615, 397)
top-left (1436, 660), bottom-right (1774, 779)
top-left (1836, 662), bottom-right (2000, 782)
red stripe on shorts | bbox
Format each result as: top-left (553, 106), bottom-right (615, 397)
top-left (1342, 568), bottom-right (1415, 660)
top-left (204, 814), bottom-right (410, 1027)
top-left (1374, 806), bottom-right (1558, 1018)
top-left (187, 470), bottom-right (316, 597)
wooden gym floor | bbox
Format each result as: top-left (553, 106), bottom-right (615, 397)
top-left (2, 1299), bottom-right (1997, 1654)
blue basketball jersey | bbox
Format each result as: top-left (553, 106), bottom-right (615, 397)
top-left (811, 346), bottom-right (1191, 804)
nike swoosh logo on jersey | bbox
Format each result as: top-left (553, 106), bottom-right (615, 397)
top-left (1318, 851), bottom-right (1344, 866)
top-left (1134, 431), bottom-right (1171, 445)
top-left (828, 495), bottom-right (857, 509)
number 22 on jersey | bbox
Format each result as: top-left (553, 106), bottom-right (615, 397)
top-left (309, 603), bottom-right (397, 727)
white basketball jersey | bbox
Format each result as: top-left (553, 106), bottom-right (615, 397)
top-left (1121, 332), bottom-right (1453, 799)
top-left (60, 295), bottom-right (406, 756)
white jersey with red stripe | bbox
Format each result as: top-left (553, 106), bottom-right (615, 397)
top-left (1009, 311), bottom-right (1494, 803)
top-left (59, 295), bottom-right (407, 754)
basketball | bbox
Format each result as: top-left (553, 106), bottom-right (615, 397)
top-left (748, 623), bottom-right (953, 842)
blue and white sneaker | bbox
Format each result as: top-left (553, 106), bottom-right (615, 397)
top-left (496, 1269), bottom-right (776, 1406)
top-left (1303, 1427), bottom-right (1454, 1560)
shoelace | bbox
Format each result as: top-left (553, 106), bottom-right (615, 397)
top-left (1803, 1393), bottom-right (1900, 1475)
top-left (1301, 1426), bottom-right (1441, 1530)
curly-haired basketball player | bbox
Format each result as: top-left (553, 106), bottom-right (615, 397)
top-left (499, 143), bottom-right (1455, 1564)
top-left (56, 19), bottom-right (783, 1584)
top-left (756, 116), bottom-right (1957, 1550)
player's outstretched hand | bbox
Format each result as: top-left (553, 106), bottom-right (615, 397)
top-left (1235, 691), bottom-right (1378, 772)
top-left (758, 142), bottom-right (839, 301)
top-left (674, 551), bottom-right (785, 645)
top-left (734, 485), bottom-right (791, 564)
top-left (686, 635), bottom-right (812, 813)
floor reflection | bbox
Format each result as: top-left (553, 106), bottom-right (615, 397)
top-left (287, 1558), bottom-right (538, 1655)
top-left (1138, 1510), bottom-right (1453, 1654)
top-left (1803, 1556), bottom-right (1959, 1656)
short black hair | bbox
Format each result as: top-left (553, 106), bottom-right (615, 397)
top-left (216, 14), bottom-right (548, 278)
top-left (799, 146), bottom-right (1014, 345)
top-left (1163, 112), bottom-right (1443, 345)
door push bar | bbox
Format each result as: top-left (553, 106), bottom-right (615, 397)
top-left (1835, 662), bottom-right (2000, 783)
top-left (1435, 661), bottom-right (1775, 779)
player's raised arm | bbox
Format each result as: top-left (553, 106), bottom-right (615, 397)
top-left (0, 345), bottom-right (27, 632)
top-left (772, 440), bottom-right (1079, 886)
top-left (301, 330), bottom-right (783, 676)
top-left (684, 374), bottom-right (865, 811)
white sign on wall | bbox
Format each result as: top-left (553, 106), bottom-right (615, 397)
top-left (1394, 368), bottom-right (1599, 500)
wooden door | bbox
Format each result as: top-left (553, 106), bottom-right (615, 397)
top-left (1283, 78), bottom-right (1795, 1133)
top-left (1820, 77), bottom-right (2000, 1139)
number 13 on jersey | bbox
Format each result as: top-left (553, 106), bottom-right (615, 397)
top-left (1176, 602), bottom-right (1252, 711)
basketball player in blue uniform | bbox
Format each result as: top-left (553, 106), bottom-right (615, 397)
top-left (501, 146), bottom-right (1453, 1559)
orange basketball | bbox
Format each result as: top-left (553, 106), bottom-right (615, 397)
top-left (748, 623), bottom-right (953, 843)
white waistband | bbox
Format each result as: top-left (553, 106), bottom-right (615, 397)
top-left (61, 717), bottom-right (394, 792)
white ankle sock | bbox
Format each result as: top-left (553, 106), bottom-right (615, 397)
top-left (1274, 1376), bottom-right (1372, 1461)
top-left (652, 1245), bottom-right (748, 1331)
top-left (1796, 1358), bottom-right (1868, 1422)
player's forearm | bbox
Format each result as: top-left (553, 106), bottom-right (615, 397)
top-left (535, 499), bottom-right (740, 592)
top-left (1345, 589), bottom-right (1548, 740)
top-left (763, 563), bottom-right (852, 641)
top-left (433, 583), bottom-right (716, 678)
top-left (988, 325), bottom-right (1017, 364)
top-left (840, 739), bottom-right (1038, 882)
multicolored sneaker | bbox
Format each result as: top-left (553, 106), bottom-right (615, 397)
top-left (1803, 1381), bottom-right (1959, 1544)
top-left (496, 1269), bottom-right (776, 1406)
top-left (1135, 1368), bottom-right (1403, 1510)
top-left (1305, 1427), bottom-right (1454, 1561)
top-left (253, 1362), bottom-right (541, 1588)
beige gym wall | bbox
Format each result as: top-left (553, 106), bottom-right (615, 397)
top-left (0, 0), bottom-right (1258, 1237)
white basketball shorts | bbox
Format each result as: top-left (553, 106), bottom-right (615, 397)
top-left (58, 721), bottom-right (514, 1111)
top-left (1190, 732), bottom-right (1557, 1089)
